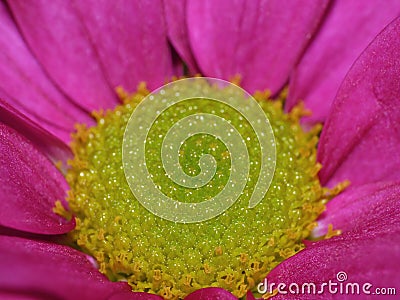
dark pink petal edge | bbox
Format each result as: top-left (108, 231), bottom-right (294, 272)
top-left (318, 16), bottom-right (400, 187)
top-left (187, 0), bottom-right (329, 93)
top-left (314, 181), bottom-right (400, 237)
top-left (287, 0), bottom-right (400, 125)
top-left (185, 287), bottom-right (237, 300)
top-left (0, 122), bottom-right (74, 234)
top-left (108, 292), bottom-right (163, 300)
top-left (0, 98), bottom-right (72, 163)
top-left (0, 236), bottom-right (131, 300)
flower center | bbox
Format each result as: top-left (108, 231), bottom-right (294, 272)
top-left (65, 81), bottom-right (335, 299)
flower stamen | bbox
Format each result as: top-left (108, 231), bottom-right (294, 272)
top-left (65, 82), bottom-right (344, 299)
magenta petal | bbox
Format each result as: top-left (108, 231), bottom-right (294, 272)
top-left (72, 0), bottom-right (175, 92)
top-left (8, 0), bottom-right (175, 108)
top-left (262, 180), bottom-right (400, 299)
top-left (163, 0), bottom-right (199, 74)
top-left (318, 17), bottom-right (400, 187)
top-left (0, 291), bottom-right (44, 299)
top-left (0, 2), bottom-right (92, 142)
top-left (7, 0), bottom-right (118, 111)
top-left (185, 287), bottom-right (236, 300)
top-left (0, 99), bottom-right (71, 163)
top-left (246, 291), bottom-right (256, 300)
top-left (264, 232), bottom-right (400, 299)
top-left (0, 236), bottom-right (131, 299)
top-left (287, 0), bottom-right (400, 125)
top-left (0, 123), bottom-right (74, 234)
top-left (108, 292), bottom-right (162, 300)
top-left (315, 181), bottom-right (400, 237)
top-left (187, 0), bottom-right (329, 93)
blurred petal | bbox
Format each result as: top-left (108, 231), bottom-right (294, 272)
top-left (185, 287), bottom-right (237, 300)
top-left (315, 181), bottom-right (400, 237)
top-left (287, 0), bottom-right (400, 124)
top-left (0, 236), bottom-right (131, 300)
top-left (8, 0), bottom-right (175, 111)
top-left (0, 292), bottom-right (44, 300)
top-left (163, 0), bottom-right (199, 73)
top-left (318, 17), bottom-right (400, 187)
top-left (0, 122), bottom-right (74, 234)
top-left (187, 0), bottom-right (329, 93)
top-left (246, 291), bottom-right (256, 300)
top-left (108, 292), bottom-right (162, 300)
top-left (0, 98), bottom-right (71, 163)
top-left (264, 231), bottom-right (400, 299)
top-left (0, 2), bottom-right (92, 142)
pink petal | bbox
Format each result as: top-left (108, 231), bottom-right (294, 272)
top-left (0, 122), bottom-right (74, 234)
top-left (8, 0), bottom-right (175, 111)
top-left (109, 292), bottom-right (163, 300)
top-left (7, 0), bottom-right (117, 112)
top-left (0, 98), bottom-right (71, 163)
top-left (318, 17), bottom-right (400, 187)
top-left (0, 2), bottom-right (93, 143)
top-left (186, 0), bottom-right (329, 93)
top-left (73, 0), bottom-right (175, 92)
top-left (185, 287), bottom-right (237, 300)
top-left (0, 291), bottom-right (44, 300)
top-left (315, 181), bottom-right (400, 237)
top-left (246, 291), bottom-right (256, 300)
top-left (287, 0), bottom-right (400, 125)
top-left (0, 236), bottom-right (131, 299)
top-left (163, 0), bottom-right (199, 74)
top-left (263, 231), bottom-right (400, 299)
top-left (258, 179), bottom-right (400, 299)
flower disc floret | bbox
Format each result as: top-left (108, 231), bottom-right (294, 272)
top-left (66, 83), bottom-right (335, 299)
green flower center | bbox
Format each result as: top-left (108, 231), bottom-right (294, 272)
top-left (65, 81), bottom-right (337, 299)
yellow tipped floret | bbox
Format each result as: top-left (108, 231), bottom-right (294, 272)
top-left (65, 82), bottom-right (343, 299)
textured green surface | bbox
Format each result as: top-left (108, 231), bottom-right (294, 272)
top-left (66, 84), bottom-right (328, 299)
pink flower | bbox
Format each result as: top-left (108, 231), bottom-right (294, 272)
top-left (1, 1), bottom-right (399, 299)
